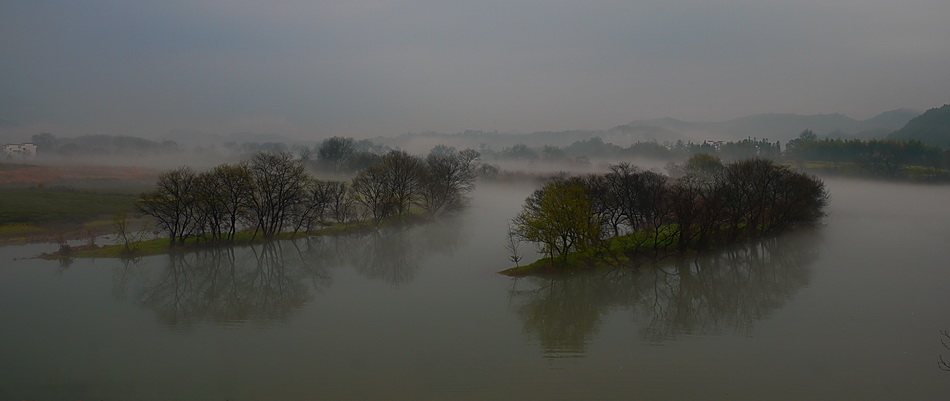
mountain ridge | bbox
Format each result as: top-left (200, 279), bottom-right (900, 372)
top-left (888, 104), bottom-right (950, 149)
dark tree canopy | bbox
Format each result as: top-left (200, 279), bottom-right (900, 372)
top-left (511, 158), bottom-right (828, 267)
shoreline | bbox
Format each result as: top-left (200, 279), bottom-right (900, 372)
top-left (36, 214), bottom-right (430, 260)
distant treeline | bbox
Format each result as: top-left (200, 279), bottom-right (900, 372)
top-left (510, 155), bottom-right (828, 267)
top-left (784, 131), bottom-right (950, 178)
top-left (483, 133), bottom-right (946, 165)
top-left (474, 131), bottom-right (950, 180)
top-left (27, 126), bottom-right (950, 180)
top-left (30, 133), bottom-right (182, 157)
top-left (137, 147), bottom-right (480, 246)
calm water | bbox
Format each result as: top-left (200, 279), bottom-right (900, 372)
top-left (2, 179), bottom-right (949, 400)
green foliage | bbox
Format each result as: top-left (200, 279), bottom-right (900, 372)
top-left (513, 180), bottom-right (601, 264)
top-left (785, 136), bottom-right (948, 178)
top-left (0, 222), bottom-right (43, 237)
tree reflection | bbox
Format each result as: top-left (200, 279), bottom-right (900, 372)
top-left (114, 217), bottom-right (462, 327)
top-left (509, 229), bottom-right (821, 356)
top-left (349, 227), bottom-right (418, 286)
top-left (939, 330), bottom-right (950, 372)
top-left (122, 241), bottom-right (331, 329)
top-left (346, 217), bottom-right (461, 287)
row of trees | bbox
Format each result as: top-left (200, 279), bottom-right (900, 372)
top-left (481, 136), bottom-right (784, 163)
top-left (299, 136), bottom-right (392, 173)
top-left (137, 148), bottom-right (479, 246)
top-left (30, 133), bottom-right (181, 157)
top-left (784, 130), bottom-right (948, 174)
top-left (512, 156), bottom-right (829, 264)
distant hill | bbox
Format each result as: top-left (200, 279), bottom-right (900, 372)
top-left (888, 104), bottom-right (950, 149)
top-left (374, 109), bottom-right (919, 154)
top-left (623, 109), bottom-right (918, 142)
top-left (864, 108), bottom-right (920, 130)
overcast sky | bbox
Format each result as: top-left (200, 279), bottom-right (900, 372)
top-left (2, 0), bottom-right (948, 139)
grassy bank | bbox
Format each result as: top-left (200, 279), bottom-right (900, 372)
top-left (0, 187), bottom-right (139, 243)
top-left (0, 187), bottom-right (137, 223)
top-left (0, 161), bottom-right (156, 244)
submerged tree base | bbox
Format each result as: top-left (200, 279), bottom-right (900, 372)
top-left (37, 214), bottom-right (429, 260)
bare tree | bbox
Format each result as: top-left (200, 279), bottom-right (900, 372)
top-left (505, 221), bottom-right (524, 267)
top-left (289, 178), bottom-right (335, 236)
top-left (324, 181), bottom-right (354, 223)
top-left (207, 163), bottom-right (255, 241)
top-left (136, 166), bottom-right (200, 246)
top-left (246, 152), bottom-right (308, 239)
top-left (113, 211), bottom-right (148, 255)
top-left (637, 171), bottom-right (672, 253)
top-left (381, 150), bottom-right (426, 216)
top-left (350, 164), bottom-right (392, 222)
top-left (668, 174), bottom-right (705, 251)
top-left (940, 330), bottom-right (950, 372)
top-left (420, 148), bottom-right (478, 215)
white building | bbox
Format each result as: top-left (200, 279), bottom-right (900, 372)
top-left (3, 143), bottom-right (38, 159)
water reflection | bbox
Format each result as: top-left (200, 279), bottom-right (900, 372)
top-left (113, 218), bottom-right (462, 327)
top-left (115, 242), bottom-right (326, 328)
top-left (510, 229), bottom-right (821, 357)
top-left (349, 217), bottom-right (461, 286)
top-left (939, 330), bottom-right (950, 372)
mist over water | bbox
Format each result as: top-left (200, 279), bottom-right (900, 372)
top-left (1, 178), bottom-right (949, 399)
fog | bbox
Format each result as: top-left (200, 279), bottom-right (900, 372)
top-left (3, 2), bottom-right (950, 397)
top-left (3, 1), bottom-right (949, 142)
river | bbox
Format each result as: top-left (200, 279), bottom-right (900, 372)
top-left (1, 178), bottom-right (948, 400)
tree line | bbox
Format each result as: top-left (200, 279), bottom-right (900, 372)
top-left (511, 155), bottom-right (829, 266)
top-left (479, 133), bottom-right (950, 177)
top-left (137, 148), bottom-right (479, 246)
top-left (30, 133), bottom-right (181, 157)
top-left (784, 130), bottom-right (948, 176)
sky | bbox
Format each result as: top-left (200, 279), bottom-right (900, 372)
top-left (2, 0), bottom-right (949, 140)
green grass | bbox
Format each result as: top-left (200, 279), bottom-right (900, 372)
top-left (0, 187), bottom-right (137, 224)
top-left (499, 228), bottom-right (683, 276)
top-left (799, 161), bottom-right (950, 181)
top-left (0, 222), bottom-right (45, 237)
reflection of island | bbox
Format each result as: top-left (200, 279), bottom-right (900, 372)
top-left (509, 229), bottom-right (821, 357)
top-left (113, 217), bottom-right (462, 327)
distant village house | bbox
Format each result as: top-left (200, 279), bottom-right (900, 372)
top-left (3, 143), bottom-right (38, 159)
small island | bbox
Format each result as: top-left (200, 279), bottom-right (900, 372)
top-left (40, 142), bottom-right (482, 259)
top-left (502, 155), bottom-right (829, 276)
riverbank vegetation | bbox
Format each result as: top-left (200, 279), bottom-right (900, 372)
top-left (0, 161), bottom-right (155, 243)
top-left (126, 147), bottom-right (479, 255)
top-left (503, 156), bottom-right (828, 275)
